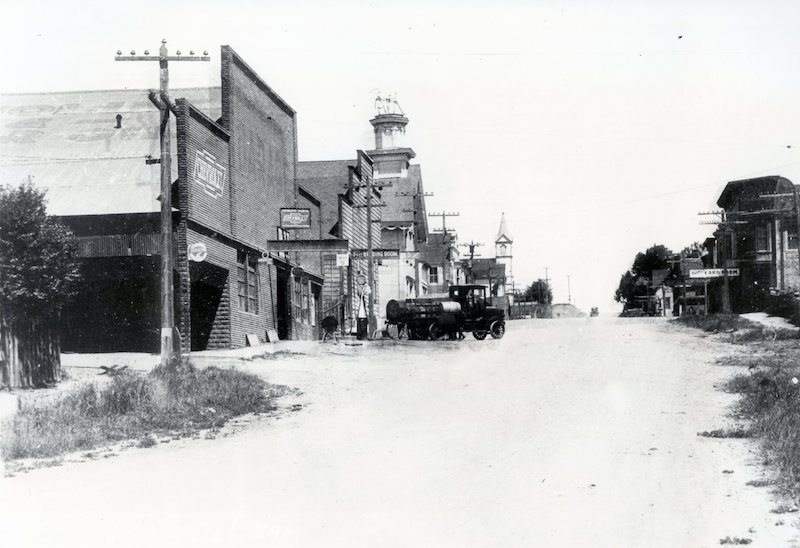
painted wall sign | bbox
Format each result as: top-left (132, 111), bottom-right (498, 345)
top-left (689, 268), bottom-right (740, 279)
top-left (280, 208), bottom-right (312, 229)
top-left (193, 150), bottom-right (226, 198)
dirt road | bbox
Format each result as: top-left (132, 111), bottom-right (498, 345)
top-left (2, 318), bottom-right (798, 547)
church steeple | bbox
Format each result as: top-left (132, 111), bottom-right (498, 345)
top-left (495, 213), bottom-right (513, 292)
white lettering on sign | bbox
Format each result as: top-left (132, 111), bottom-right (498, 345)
top-left (193, 150), bottom-right (226, 198)
top-left (689, 268), bottom-right (740, 279)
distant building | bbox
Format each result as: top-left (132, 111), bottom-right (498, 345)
top-left (469, 259), bottom-right (506, 297)
top-left (296, 152), bottom-right (382, 334)
top-left (711, 175), bottom-right (800, 312)
top-left (416, 231), bottom-right (462, 296)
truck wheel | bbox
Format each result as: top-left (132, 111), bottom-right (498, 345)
top-left (473, 330), bottom-right (488, 340)
top-left (490, 321), bottom-right (505, 339)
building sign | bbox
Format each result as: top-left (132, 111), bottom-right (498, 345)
top-left (351, 248), bottom-right (400, 259)
top-left (193, 150), bottom-right (226, 198)
top-left (280, 208), bottom-right (312, 229)
top-left (187, 242), bottom-right (208, 262)
top-left (689, 268), bottom-right (740, 279)
top-left (336, 253), bottom-right (350, 267)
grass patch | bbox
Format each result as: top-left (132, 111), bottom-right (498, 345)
top-left (745, 479), bottom-right (775, 487)
top-left (674, 314), bottom-right (800, 343)
top-left (1, 362), bottom-right (289, 461)
top-left (722, 347), bottom-right (800, 490)
top-left (697, 428), bottom-right (752, 439)
top-left (719, 537), bottom-right (752, 545)
top-left (674, 313), bottom-right (754, 333)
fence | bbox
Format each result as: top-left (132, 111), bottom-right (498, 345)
top-left (0, 314), bottom-right (61, 388)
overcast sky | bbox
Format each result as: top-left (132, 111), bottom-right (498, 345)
top-left (2, 0), bottom-right (799, 311)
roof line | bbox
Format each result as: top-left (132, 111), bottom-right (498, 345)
top-left (0, 86), bottom-right (221, 97)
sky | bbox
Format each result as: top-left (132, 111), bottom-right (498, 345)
top-left (2, 0), bottom-right (800, 312)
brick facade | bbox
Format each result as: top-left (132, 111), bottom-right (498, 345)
top-left (173, 46), bottom-right (309, 349)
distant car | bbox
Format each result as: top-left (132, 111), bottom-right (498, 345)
top-left (590, 307), bottom-right (599, 317)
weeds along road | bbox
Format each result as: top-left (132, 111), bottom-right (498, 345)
top-left (2, 317), bottom-right (799, 547)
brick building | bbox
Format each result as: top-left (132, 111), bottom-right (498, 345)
top-left (1, 46), bottom-right (322, 351)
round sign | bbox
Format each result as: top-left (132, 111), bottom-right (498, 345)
top-left (356, 273), bottom-right (367, 286)
top-left (188, 242), bottom-right (208, 262)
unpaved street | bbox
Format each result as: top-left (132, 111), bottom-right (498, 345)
top-left (2, 318), bottom-right (799, 547)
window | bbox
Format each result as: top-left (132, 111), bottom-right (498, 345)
top-left (237, 251), bottom-right (259, 314)
top-left (756, 224), bottom-right (771, 252)
top-left (429, 266), bottom-right (439, 284)
top-left (293, 276), bottom-right (302, 322)
top-left (301, 281), bottom-right (309, 322)
top-left (787, 220), bottom-right (799, 250)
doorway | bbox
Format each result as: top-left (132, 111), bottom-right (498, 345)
top-left (276, 263), bottom-right (290, 340)
top-left (190, 262), bottom-right (228, 351)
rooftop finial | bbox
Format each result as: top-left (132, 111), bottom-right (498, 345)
top-left (374, 93), bottom-right (404, 116)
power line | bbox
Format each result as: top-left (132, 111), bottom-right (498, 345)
top-left (517, 159), bottom-right (800, 223)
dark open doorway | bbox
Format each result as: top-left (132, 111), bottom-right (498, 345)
top-left (190, 262), bottom-right (228, 351)
top-left (276, 262), bottom-right (290, 340)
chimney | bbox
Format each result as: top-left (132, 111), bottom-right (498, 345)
top-left (115, 114), bottom-right (122, 129)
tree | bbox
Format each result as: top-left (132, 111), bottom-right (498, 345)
top-left (523, 279), bottom-right (552, 304)
top-left (615, 244), bottom-right (673, 305)
top-left (1, 182), bottom-right (80, 387)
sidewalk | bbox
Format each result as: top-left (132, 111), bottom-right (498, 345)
top-left (60, 337), bottom-right (375, 373)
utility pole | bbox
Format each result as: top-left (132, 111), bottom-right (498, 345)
top-left (350, 165), bottom-right (389, 338)
top-left (566, 274), bottom-right (571, 304)
top-left (116, 40), bottom-right (209, 367)
top-left (428, 211), bottom-right (460, 243)
top-left (699, 210), bottom-right (742, 314)
top-left (428, 211), bottom-right (460, 289)
top-left (458, 240), bottom-right (484, 283)
top-left (544, 267), bottom-right (550, 304)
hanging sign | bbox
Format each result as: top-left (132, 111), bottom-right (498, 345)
top-left (351, 248), bottom-right (400, 258)
top-left (280, 208), bottom-right (312, 229)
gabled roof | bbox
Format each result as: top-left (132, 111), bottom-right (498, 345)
top-left (378, 164), bottom-right (428, 241)
top-left (1, 87), bottom-right (221, 216)
top-left (296, 159), bottom-right (356, 239)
